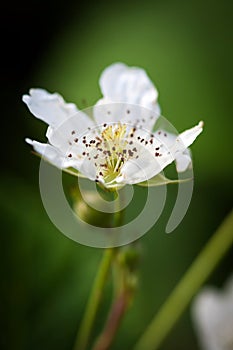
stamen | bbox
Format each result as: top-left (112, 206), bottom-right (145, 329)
top-left (77, 122), bottom-right (145, 186)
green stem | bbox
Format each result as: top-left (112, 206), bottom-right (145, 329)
top-left (73, 191), bottom-right (123, 350)
top-left (73, 248), bottom-right (114, 350)
top-left (134, 209), bottom-right (233, 350)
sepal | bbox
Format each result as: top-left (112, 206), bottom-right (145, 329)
top-left (137, 173), bottom-right (192, 187)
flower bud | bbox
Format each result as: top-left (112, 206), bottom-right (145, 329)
top-left (73, 190), bottom-right (115, 228)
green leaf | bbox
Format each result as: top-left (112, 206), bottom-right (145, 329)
top-left (137, 173), bottom-right (193, 187)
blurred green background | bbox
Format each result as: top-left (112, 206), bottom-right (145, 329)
top-left (1, 0), bottom-right (233, 349)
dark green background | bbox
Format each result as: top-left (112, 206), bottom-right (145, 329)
top-left (1, 0), bottom-right (232, 349)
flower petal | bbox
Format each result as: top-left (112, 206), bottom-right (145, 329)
top-left (93, 101), bottom-right (159, 132)
top-left (26, 138), bottom-right (77, 168)
top-left (98, 62), bottom-right (160, 113)
top-left (179, 121), bottom-right (204, 148)
top-left (153, 128), bottom-right (189, 172)
top-left (175, 150), bottom-right (192, 172)
top-left (46, 110), bottom-right (94, 153)
top-left (23, 88), bottom-right (95, 154)
top-left (115, 141), bottom-right (174, 185)
top-left (116, 121), bottom-right (203, 184)
top-left (153, 121), bottom-right (204, 172)
top-left (115, 153), bottom-right (173, 185)
top-left (192, 276), bottom-right (233, 350)
top-left (26, 138), bottom-right (97, 181)
top-left (22, 89), bottom-right (78, 128)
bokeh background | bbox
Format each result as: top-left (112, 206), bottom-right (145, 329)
top-left (1, 0), bottom-right (233, 349)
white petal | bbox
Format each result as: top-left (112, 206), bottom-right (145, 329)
top-left (117, 152), bottom-right (173, 185)
top-left (175, 151), bottom-right (192, 172)
top-left (46, 110), bottom-right (94, 153)
top-left (116, 136), bottom-right (174, 185)
top-left (76, 157), bottom-right (97, 181)
top-left (153, 129), bottom-right (188, 172)
top-left (23, 88), bottom-right (79, 128)
top-left (26, 138), bottom-right (77, 168)
top-left (116, 121), bottom-right (203, 184)
top-left (23, 88), bottom-right (95, 154)
top-left (179, 121), bottom-right (204, 148)
top-left (26, 138), bottom-right (97, 182)
top-left (116, 156), bottom-right (155, 185)
top-left (98, 63), bottom-right (160, 113)
top-left (153, 121), bottom-right (203, 172)
top-left (192, 276), bottom-right (233, 350)
top-left (93, 101), bottom-right (159, 132)
top-left (193, 290), bottom-right (223, 350)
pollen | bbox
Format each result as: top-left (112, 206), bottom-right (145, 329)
top-left (98, 124), bottom-right (128, 182)
top-left (101, 124), bottom-right (127, 143)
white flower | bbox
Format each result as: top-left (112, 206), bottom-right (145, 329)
top-left (192, 276), bottom-right (233, 350)
top-left (23, 63), bottom-right (203, 189)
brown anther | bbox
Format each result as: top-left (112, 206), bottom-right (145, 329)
top-left (128, 150), bottom-right (134, 157)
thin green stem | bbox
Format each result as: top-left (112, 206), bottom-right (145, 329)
top-left (73, 248), bottom-right (114, 350)
top-left (113, 190), bottom-right (124, 227)
top-left (73, 190), bottom-right (123, 350)
top-left (134, 209), bottom-right (233, 350)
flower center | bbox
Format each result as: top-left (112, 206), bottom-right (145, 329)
top-left (68, 121), bottom-right (148, 186)
top-left (98, 124), bottom-right (128, 183)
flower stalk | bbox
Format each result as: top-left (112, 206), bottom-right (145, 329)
top-left (134, 209), bottom-right (233, 350)
top-left (92, 291), bottom-right (130, 350)
top-left (92, 245), bottom-right (139, 350)
top-left (73, 189), bottom-right (128, 350)
top-left (73, 248), bottom-right (114, 350)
